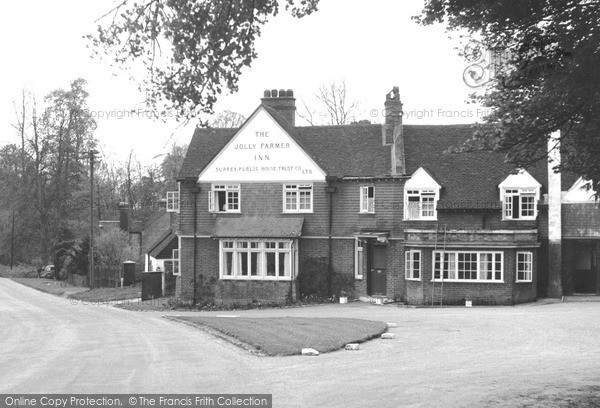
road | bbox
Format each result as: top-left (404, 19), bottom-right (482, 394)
top-left (2, 277), bottom-right (600, 407)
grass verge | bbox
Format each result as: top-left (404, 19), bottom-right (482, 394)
top-left (0, 265), bottom-right (38, 279)
top-left (68, 286), bottom-right (141, 302)
top-left (10, 277), bottom-right (87, 296)
top-left (167, 316), bottom-right (388, 356)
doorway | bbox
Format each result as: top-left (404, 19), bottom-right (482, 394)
top-left (368, 244), bottom-right (387, 296)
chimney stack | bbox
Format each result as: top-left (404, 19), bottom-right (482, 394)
top-left (383, 86), bottom-right (405, 175)
top-left (261, 89), bottom-right (296, 127)
top-left (118, 201), bottom-right (129, 232)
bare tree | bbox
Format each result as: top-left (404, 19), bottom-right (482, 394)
top-left (298, 80), bottom-right (362, 126)
top-left (210, 110), bottom-right (246, 128)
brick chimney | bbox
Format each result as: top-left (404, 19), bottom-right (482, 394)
top-left (261, 89), bottom-right (296, 127)
top-left (118, 201), bottom-right (129, 232)
top-left (383, 86), bottom-right (405, 175)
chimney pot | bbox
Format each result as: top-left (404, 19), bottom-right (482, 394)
top-left (261, 87), bottom-right (296, 126)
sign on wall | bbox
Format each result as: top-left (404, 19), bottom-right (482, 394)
top-left (198, 107), bottom-right (326, 182)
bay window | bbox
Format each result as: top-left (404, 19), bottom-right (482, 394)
top-left (433, 251), bottom-right (503, 282)
top-left (220, 240), bottom-right (292, 280)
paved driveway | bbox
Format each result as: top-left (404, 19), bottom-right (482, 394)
top-left (2, 277), bottom-right (600, 407)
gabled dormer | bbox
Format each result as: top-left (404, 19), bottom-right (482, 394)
top-left (498, 169), bottom-right (541, 220)
top-left (404, 167), bottom-right (441, 220)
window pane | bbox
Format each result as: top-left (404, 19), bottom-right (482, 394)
top-left (521, 195), bottom-right (535, 217)
top-left (421, 196), bottom-right (435, 217)
top-left (266, 252), bottom-right (276, 276)
top-left (278, 252), bottom-right (289, 276)
top-left (250, 252), bottom-right (260, 276)
top-left (223, 252), bottom-right (233, 276)
top-left (285, 191), bottom-right (296, 210)
top-left (299, 190), bottom-right (311, 210)
top-left (217, 191), bottom-right (227, 211)
top-left (238, 252), bottom-right (248, 276)
top-left (227, 191), bottom-right (239, 210)
top-left (458, 253), bottom-right (477, 280)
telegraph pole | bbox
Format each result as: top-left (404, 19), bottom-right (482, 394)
top-left (89, 150), bottom-right (98, 289)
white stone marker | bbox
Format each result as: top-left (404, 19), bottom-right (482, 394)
top-left (345, 343), bottom-right (360, 350)
top-left (381, 333), bottom-right (395, 339)
top-left (301, 348), bottom-right (320, 356)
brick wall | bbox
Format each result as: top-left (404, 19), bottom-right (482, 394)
top-left (330, 179), bottom-right (404, 237)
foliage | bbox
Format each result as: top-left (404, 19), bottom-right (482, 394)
top-left (2, 80), bottom-right (96, 263)
top-left (210, 110), bottom-right (247, 128)
top-left (54, 234), bottom-right (89, 278)
top-left (297, 256), bottom-right (355, 300)
top-left (87, 0), bottom-right (319, 122)
top-left (417, 0), bottom-right (600, 191)
top-left (94, 228), bottom-right (138, 269)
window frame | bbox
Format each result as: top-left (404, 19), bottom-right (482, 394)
top-left (219, 239), bottom-right (293, 281)
top-left (359, 186), bottom-right (375, 213)
top-left (283, 184), bottom-right (313, 213)
top-left (433, 250), bottom-right (504, 282)
top-left (354, 238), bottom-right (366, 279)
top-left (209, 184), bottom-right (241, 213)
top-left (166, 189), bottom-right (180, 213)
top-left (404, 189), bottom-right (438, 220)
top-left (502, 187), bottom-right (538, 220)
top-left (405, 250), bottom-right (421, 281)
top-left (172, 249), bottom-right (180, 276)
top-left (516, 251), bottom-right (533, 282)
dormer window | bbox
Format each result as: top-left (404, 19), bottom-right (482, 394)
top-left (502, 188), bottom-right (537, 219)
top-left (499, 170), bottom-right (541, 221)
top-left (404, 168), bottom-right (440, 221)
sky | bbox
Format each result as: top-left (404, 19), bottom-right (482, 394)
top-left (0, 0), bottom-right (485, 165)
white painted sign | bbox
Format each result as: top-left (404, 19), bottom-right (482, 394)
top-left (199, 107), bottom-right (326, 182)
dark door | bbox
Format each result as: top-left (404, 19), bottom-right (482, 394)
top-left (369, 245), bottom-right (387, 296)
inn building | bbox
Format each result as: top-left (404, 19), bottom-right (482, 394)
top-left (164, 87), bottom-right (600, 305)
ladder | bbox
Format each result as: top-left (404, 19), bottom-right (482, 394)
top-left (431, 224), bottom-right (447, 307)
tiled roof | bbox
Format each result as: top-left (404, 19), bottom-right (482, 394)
top-left (147, 229), bottom-right (175, 258)
top-left (178, 110), bottom-right (389, 179)
top-left (403, 125), bottom-right (578, 206)
top-left (213, 217), bottom-right (304, 238)
top-left (177, 106), bottom-right (580, 203)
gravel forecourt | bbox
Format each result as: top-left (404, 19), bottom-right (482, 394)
top-left (2, 277), bottom-right (600, 407)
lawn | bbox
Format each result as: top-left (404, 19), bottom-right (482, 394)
top-left (68, 286), bottom-right (141, 302)
top-left (169, 316), bottom-right (388, 356)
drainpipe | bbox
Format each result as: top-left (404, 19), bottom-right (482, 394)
top-left (325, 177), bottom-right (337, 296)
top-left (190, 184), bottom-right (200, 305)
